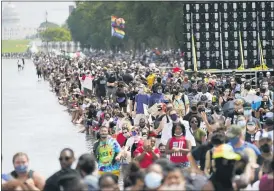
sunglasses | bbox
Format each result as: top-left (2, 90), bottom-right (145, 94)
top-left (191, 121), bottom-right (198, 124)
top-left (59, 156), bottom-right (71, 162)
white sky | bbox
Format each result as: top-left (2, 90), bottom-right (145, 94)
top-left (2, 1), bottom-right (75, 27)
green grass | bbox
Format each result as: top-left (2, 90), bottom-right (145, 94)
top-left (2, 40), bottom-right (30, 53)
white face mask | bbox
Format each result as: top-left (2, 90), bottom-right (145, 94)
top-left (244, 110), bottom-right (252, 116)
top-left (237, 120), bottom-right (246, 127)
top-left (247, 125), bottom-right (256, 132)
top-left (263, 85), bottom-right (269, 89)
top-left (235, 94), bottom-right (241, 99)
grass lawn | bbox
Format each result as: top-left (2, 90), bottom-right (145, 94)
top-left (2, 40), bottom-right (30, 53)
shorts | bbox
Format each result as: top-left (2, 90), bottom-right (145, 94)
top-left (98, 170), bottom-right (120, 177)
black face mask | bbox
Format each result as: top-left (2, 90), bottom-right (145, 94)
top-left (260, 144), bottom-right (271, 153)
top-left (192, 89), bottom-right (197, 94)
top-left (245, 85), bottom-right (251, 91)
top-left (198, 107), bottom-right (205, 113)
top-left (139, 124), bottom-right (146, 128)
top-left (191, 106), bottom-right (197, 111)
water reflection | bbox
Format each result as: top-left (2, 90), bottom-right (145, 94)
top-left (2, 59), bottom-right (88, 178)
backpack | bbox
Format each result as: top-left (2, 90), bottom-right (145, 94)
top-left (153, 114), bottom-right (167, 129)
top-left (172, 95), bottom-right (185, 111)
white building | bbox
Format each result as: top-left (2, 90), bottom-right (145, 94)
top-left (2, 3), bottom-right (37, 40)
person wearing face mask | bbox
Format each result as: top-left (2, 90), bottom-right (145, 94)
top-left (189, 116), bottom-right (206, 148)
top-left (242, 102), bottom-right (261, 129)
top-left (166, 122), bottom-right (191, 168)
top-left (256, 132), bottom-right (273, 165)
top-left (171, 86), bottom-right (186, 117)
top-left (93, 126), bottom-right (122, 177)
top-left (261, 80), bottom-right (274, 101)
top-left (3, 152), bottom-right (45, 191)
top-left (159, 109), bottom-right (177, 145)
top-left (245, 120), bottom-right (260, 145)
top-left (241, 81), bottom-right (256, 97)
top-left (101, 113), bottom-right (113, 128)
top-left (187, 83), bottom-right (199, 103)
top-left (116, 122), bottom-right (132, 147)
top-left (204, 130), bottom-right (226, 176)
top-left (148, 85), bottom-right (164, 108)
top-left (133, 85), bottom-right (149, 126)
top-left (226, 125), bottom-right (261, 157)
top-left (195, 84), bottom-right (212, 102)
top-left (128, 86), bottom-right (139, 117)
top-left (183, 100), bottom-right (201, 121)
top-left (256, 95), bottom-right (272, 120)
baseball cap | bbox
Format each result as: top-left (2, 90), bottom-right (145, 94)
top-left (212, 144), bottom-right (241, 160)
top-left (226, 125), bottom-right (243, 139)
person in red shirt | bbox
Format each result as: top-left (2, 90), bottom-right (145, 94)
top-left (116, 124), bottom-right (131, 147)
top-left (166, 122), bottom-right (191, 168)
top-left (134, 137), bottom-right (160, 169)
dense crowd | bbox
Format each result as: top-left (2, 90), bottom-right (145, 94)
top-left (2, 52), bottom-right (274, 191)
top-left (2, 52), bottom-right (32, 59)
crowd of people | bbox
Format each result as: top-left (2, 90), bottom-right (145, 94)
top-left (2, 52), bottom-right (274, 191)
top-left (2, 52), bottom-right (32, 59)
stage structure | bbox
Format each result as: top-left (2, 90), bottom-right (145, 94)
top-left (182, 1), bottom-right (274, 70)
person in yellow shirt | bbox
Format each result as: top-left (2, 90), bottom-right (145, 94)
top-left (147, 71), bottom-right (156, 89)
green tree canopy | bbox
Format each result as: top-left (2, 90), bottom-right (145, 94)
top-left (67, 2), bottom-right (185, 53)
top-left (40, 27), bottom-right (72, 42)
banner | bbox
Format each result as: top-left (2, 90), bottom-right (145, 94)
top-left (111, 15), bottom-right (125, 39)
top-left (79, 77), bottom-right (93, 91)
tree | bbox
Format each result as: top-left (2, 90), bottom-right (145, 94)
top-left (40, 27), bottom-right (72, 42)
top-left (67, 2), bottom-right (185, 52)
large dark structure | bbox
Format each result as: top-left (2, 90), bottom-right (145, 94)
top-left (182, 1), bottom-right (274, 70)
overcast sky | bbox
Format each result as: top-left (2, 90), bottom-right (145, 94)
top-left (2, 2), bottom-right (75, 27)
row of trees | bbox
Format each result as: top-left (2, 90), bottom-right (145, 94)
top-left (67, 1), bottom-right (185, 53)
top-left (38, 22), bottom-right (72, 42)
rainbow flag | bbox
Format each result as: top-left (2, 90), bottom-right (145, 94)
top-left (111, 16), bottom-right (117, 27)
top-left (111, 16), bottom-right (125, 28)
top-left (112, 27), bottom-right (125, 39)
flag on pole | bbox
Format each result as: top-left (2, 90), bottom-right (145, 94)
top-left (111, 16), bottom-right (125, 39)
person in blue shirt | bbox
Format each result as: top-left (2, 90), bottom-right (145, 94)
top-left (226, 125), bottom-right (261, 156)
top-left (148, 84), bottom-right (164, 107)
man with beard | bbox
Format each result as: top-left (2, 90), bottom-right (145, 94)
top-left (93, 126), bottom-right (122, 176)
top-left (202, 144), bottom-right (241, 191)
top-left (95, 72), bottom-right (107, 103)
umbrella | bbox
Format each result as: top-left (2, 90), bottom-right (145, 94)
top-left (222, 100), bottom-right (235, 117)
top-left (244, 95), bottom-right (262, 110)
